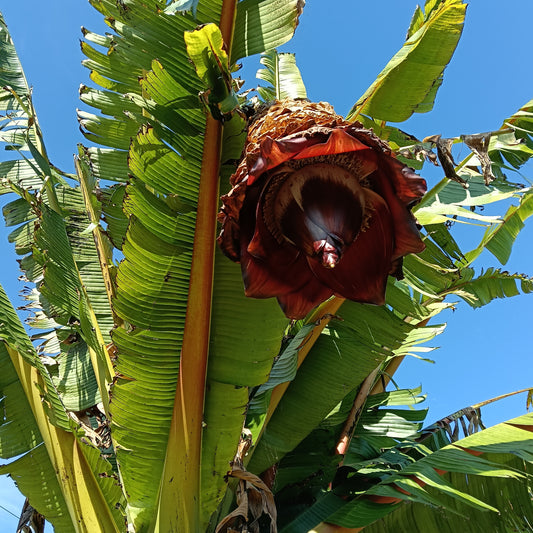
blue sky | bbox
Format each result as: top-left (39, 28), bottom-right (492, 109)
top-left (0, 0), bottom-right (532, 528)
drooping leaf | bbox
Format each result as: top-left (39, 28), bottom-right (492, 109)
top-left (285, 413), bottom-right (533, 531)
top-left (414, 174), bottom-right (522, 220)
top-left (0, 442), bottom-right (74, 533)
top-left (464, 190), bottom-right (533, 265)
top-left (363, 457), bottom-right (533, 533)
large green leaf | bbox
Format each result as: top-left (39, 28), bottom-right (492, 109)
top-left (0, 442), bottom-right (74, 533)
top-left (281, 410), bottom-right (533, 532)
top-left (347, 0), bottom-right (466, 122)
top-left (0, 284), bottom-right (122, 533)
top-left (247, 302), bottom-right (414, 474)
top-left (77, 6), bottom-right (205, 529)
top-left (202, 248), bottom-right (286, 525)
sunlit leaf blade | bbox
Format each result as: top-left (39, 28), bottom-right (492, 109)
top-left (231, 0), bottom-right (305, 62)
top-left (128, 125), bottom-right (202, 200)
top-left (208, 252), bottom-right (286, 388)
top-left (34, 206), bottom-right (88, 323)
top-left (253, 323), bottom-right (314, 398)
top-left (81, 147), bottom-right (129, 183)
top-left (0, 14), bottom-right (28, 96)
top-left (256, 50), bottom-right (307, 101)
top-left (99, 184), bottom-right (129, 250)
top-left (110, 215), bottom-right (191, 527)
top-left (347, 0), bottom-right (466, 122)
top-left (0, 343), bottom-right (42, 459)
top-left (0, 160), bottom-right (43, 195)
top-left (414, 175), bottom-right (522, 221)
top-left (488, 99), bottom-right (533, 173)
top-left (184, 23), bottom-right (238, 117)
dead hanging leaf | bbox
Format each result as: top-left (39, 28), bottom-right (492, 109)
top-left (462, 132), bottom-right (496, 185)
top-left (17, 498), bottom-right (45, 533)
top-left (216, 433), bottom-right (277, 533)
top-left (418, 406), bottom-right (485, 443)
top-left (424, 134), bottom-right (468, 187)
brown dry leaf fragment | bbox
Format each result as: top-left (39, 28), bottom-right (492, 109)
top-left (399, 144), bottom-right (438, 166)
top-left (462, 132), bottom-right (496, 185)
top-left (216, 434), bottom-right (277, 533)
top-left (17, 498), bottom-right (45, 533)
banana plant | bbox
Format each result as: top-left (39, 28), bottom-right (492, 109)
top-left (0, 1), bottom-right (532, 532)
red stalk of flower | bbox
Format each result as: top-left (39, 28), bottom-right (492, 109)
top-left (218, 100), bottom-right (427, 319)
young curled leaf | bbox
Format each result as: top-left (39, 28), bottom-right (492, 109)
top-left (184, 23), bottom-right (239, 119)
top-left (218, 100), bottom-right (427, 318)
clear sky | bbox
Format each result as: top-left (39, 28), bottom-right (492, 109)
top-left (0, 0), bottom-right (532, 528)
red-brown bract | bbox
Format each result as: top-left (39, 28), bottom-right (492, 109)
top-left (217, 100), bottom-right (427, 319)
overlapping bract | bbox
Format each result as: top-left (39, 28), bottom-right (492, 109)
top-left (218, 100), bottom-right (427, 318)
